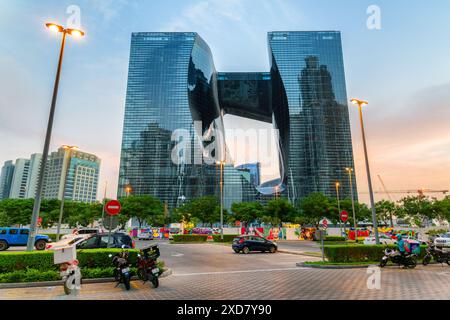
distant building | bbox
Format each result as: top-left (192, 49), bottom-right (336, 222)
top-left (43, 147), bottom-right (101, 203)
top-left (0, 160), bottom-right (15, 200)
top-left (235, 163), bottom-right (261, 187)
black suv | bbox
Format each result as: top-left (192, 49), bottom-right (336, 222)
top-left (76, 232), bottom-right (135, 249)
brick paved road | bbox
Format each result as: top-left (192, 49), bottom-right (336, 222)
top-left (1, 243), bottom-right (449, 300)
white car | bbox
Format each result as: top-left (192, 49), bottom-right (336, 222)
top-left (364, 234), bottom-right (397, 245)
top-left (137, 232), bottom-right (154, 240)
top-left (434, 233), bottom-right (450, 248)
top-left (46, 236), bottom-right (89, 250)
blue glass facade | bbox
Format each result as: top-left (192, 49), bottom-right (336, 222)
top-left (119, 31), bottom-right (357, 208)
top-left (268, 31), bottom-right (357, 202)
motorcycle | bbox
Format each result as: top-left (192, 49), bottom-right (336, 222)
top-left (109, 245), bottom-right (132, 290)
top-left (380, 247), bottom-right (417, 269)
top-left (423, 242), bottom-right (450, 266)
top-left (59, 259), bottom-right (82, 295)
top-left (137, 245), bottom-right (161, 288)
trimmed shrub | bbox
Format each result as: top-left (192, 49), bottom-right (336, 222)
top-left (212, 234), bottom-right (240, 242)
top-left (172, 234), bottom-right (208, 242)
top-left (324, 245), bottom-right (427, 263)
top-left (0, 249), bottom-right (139, 273)
top-left (324, 236), bottom-right (346, 242)
top-left (0, 251), bottom-right (166, 283)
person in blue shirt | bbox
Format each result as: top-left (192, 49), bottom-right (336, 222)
top-left (397, 234), bottom-right (406, 254)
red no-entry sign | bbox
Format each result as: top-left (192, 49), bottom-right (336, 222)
top-left (105, 200), bottom-right (121, 216)
top-left (340, 211), bottom-right (349, 223)
top-left (321, 219), bottom-right (328, 229)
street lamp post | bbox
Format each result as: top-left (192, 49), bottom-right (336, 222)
top-left (335, 182), bottom-right (342, 235)
top-left (26, 23), bottom-right (85, 251)
top-left (351, 98), bottom-right (380, 245)
top-left (56, 145), bottom-right (78, 241)
top-left (217, 161), bottom-right (225, 241)
top-left (346, 168), bottom-right (358, 242)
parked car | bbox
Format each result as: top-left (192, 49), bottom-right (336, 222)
top-left (364, 234), bottom-right (397, 245)
top-left (61, 228), bottom-right (101, 240)
top-left (0, 227), bottom-right (51, 251)
top-left (434, 233), bottom-right (450, 248)
top-left (137, 231), bottom-right (154, 241)
top-left (232, 235), bottom-right (277, 254)
top-left (46, 236), bottom-right (87, 250)
top-left (168, 228), bottom-right (181, 240)
top-left (75, 232), bottom-right (135, 249)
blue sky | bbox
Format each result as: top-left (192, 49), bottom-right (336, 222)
top-left (1, 0), bottom-right (450, 202)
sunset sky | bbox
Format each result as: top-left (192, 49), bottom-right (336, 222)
top-left (1, 0), bottom-right (449, 204)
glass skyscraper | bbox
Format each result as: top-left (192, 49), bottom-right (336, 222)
top-left (119, 31), bottom-right (357, 208)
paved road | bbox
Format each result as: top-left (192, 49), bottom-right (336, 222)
top-left (1, 243), bottom-right (449, 300)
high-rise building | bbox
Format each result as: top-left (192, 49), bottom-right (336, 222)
top-left (0, 161), bottom-right (15, 200)
top-left (268, 31), bottom-right (357, 202)
top-left (235, 163), bottom-right (261, 187)
top-left (9, 158), bottom-right (31, 199)
top-left (119, 31), bottom-right (357, 208)
top-left (43, 147), bottom-right (100, 203)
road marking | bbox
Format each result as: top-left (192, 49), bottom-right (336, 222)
top-left (173, 267), bottom-right (308, 277)
top-left (171, 252), bottom-right (184, 257)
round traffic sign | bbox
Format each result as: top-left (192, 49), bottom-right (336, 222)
top-left (105, 200), bottom-right (121, 216)
top-left (322, 219), bottom-right (328, 229)
top-left (340, 211), bottom-right (349, 223)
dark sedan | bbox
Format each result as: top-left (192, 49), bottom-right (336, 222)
top-left (232, 235), bottom-right (277, 254)
top-left (76, 232), bottom-right (135, 249)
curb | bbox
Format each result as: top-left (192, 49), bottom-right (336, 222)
top-left (296, 262), bottom-right (374, 269)
top-left (0, 268), bottom-right (172, 290)
top-left (278, 250), bottom-right (321, 258)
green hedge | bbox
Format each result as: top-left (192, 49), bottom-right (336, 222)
top-left (0, 250), bottom-right (165, 283)
top-left (172, 234), bottom-right (208, 242)
top-left (0, 249), bottom-right (140, 273)
top-left (324, 245), bottom-right (427, 263)
top-left (324, 236), bottom-right (346, 242)
top-left (212, 234), bottom-right (239, 242)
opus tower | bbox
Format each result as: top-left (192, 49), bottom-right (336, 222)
top-left (119, 31), bottom-right (357, 208)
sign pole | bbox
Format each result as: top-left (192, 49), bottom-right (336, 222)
top-left (107, 215), bottom-right (113, 248)
top-left (321, 229), bottom-right (325, 262)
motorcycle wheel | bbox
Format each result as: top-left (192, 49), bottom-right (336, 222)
top-left (407, 257), bottom-right (417, 269)
top-left (137, 268), bottom-right (148, 281)
top-left (422, 255), bottom-right (432, 266)
top-left (123, 275), bottom-right (131, 290)
top-left (113, 269), bottom-right (120, 282)
top-left (151, 276), bottom-right (159, 288)
top-left (380, 259), bottom-right (387, 268)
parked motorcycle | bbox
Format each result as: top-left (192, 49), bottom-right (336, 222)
top-left (59, 259), bottom-right (82, 295)
top-left (380, 247), bottom-right (417, 269)
top-left (423, 242), bottom-right (450, 266)
top-left (109, 245), bottom-right (132, 290)
top-left (137, 245), bottom-right (161, 288)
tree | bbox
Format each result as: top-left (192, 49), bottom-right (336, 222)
top-left (397, 196), bottom-right (437, 227)
top-left (120, 195), bottom-right (164, 228)
top-left (265, 198), bottom-right (297, 226)
top-left (176, 196), bottom-right (220, 227)
top-left (230, 202), bottom-right (264, 228)
top-left (375, 200), bottom-right (398, 227)
top-left (297, 193), bottom-right (331, 226)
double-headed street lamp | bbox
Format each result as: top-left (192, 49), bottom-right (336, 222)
top-left (26, 23), bottom-right (85, 251)
top-left (56, 145), bottom-right (78, 241)
top-left (351, 98), bottom-right (380, 245)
